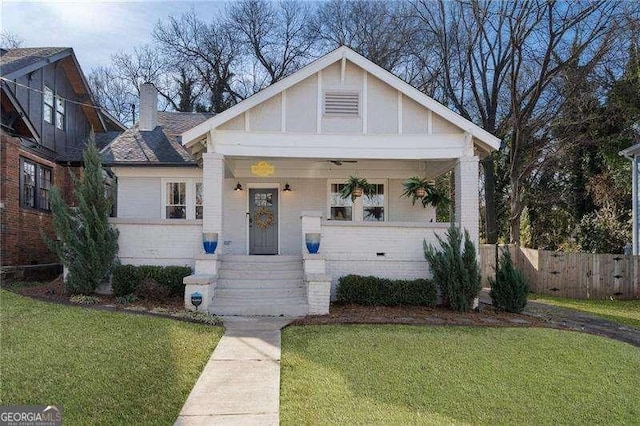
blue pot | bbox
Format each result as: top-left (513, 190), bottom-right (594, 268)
top-left (305, 233), bottom-right (321, 254)
top-left (203, 232), bottom-right (218, 254)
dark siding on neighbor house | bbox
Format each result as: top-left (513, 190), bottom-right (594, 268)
top-left (11, 61), bottom-right (92, 157)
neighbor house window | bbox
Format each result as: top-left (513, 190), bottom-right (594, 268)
top-left (55, 96), bottom-right (65, 130)
top-left (195, 182), bottom-right (203, 220)
top-left (329, 183), bottom-right (353, 221)
top-left (43, 86), bottom-right (54, 124)
top-left (165, 182), bottom-right (186, 219)
top-left (20, 158), bottom-right (52, 211)
top-left (363, 184), bottom-right (384, 221)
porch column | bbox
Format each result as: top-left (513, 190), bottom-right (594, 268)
top-left (202, 152), bottom-right (224, 238)
top-left (454, 156), bottom-right (480, 249)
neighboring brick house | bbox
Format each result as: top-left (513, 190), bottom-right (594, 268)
top-left (1, 47), bottom-right (124, 279)
top-left (102, 46), bottom-right (501, 316)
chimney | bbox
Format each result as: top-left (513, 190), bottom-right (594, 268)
top-left (139, 82), bottom-right (158, 131)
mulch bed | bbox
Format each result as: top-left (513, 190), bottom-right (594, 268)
top-left (292, 303), bottom-right (546, 328)
top-left (12, 277), bottom-right (185, 315)
top-left (13, 278), bottom-right (547, 330)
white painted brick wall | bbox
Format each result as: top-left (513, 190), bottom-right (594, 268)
top-left (455, 156), bottom-right (480, 249)
top-left (202, 153), bottom-right (224, 236)
top-left (111, 220), bottom-right (201, 267)
top-left (307, 279), bottom-right (331, 314)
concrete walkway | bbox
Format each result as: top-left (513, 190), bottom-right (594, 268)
top-left (175, 317), bottom-right (295, 426)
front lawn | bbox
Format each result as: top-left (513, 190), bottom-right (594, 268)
top-left (530, 294), bottom-right (640, 329)
top-left (0, 290), bottom-right (222, 424)
top-left (281, 325), bottom-right (640, 425)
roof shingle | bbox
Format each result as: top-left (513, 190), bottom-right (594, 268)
top-left (100, 111), bottom-right (213, 165)
top-left (0, 47), bottom-right (70, 77)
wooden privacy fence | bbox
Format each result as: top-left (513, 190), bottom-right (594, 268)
top-left (480, 245), bottom-right (640, 300)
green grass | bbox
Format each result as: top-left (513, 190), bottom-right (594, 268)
top-left (281, 325), bottom-right (640, 425)
top-left (0, 290), bottom-right (223, 425)
top-left (530, 294), bottom-right (640, 329)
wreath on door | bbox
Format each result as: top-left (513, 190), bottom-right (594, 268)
top-left (254, 207), bottom-right (274, 230)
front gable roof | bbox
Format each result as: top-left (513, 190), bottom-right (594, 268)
top-left (182, 46), bottom-right (501, 152)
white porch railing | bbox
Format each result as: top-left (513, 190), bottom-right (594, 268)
top-left (109, 218), bottom-right (202, 267)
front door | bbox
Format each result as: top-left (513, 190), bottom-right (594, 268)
top-left (249, 188), bottom-right (278, 255)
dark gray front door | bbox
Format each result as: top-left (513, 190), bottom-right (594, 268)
top-left (249, 188), bottom-right (278, 255)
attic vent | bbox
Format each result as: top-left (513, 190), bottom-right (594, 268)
top-left (324, 92), bottom-right (359, 116)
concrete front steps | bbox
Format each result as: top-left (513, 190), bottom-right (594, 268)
top-left (210, 255), bottom-right (308, 317)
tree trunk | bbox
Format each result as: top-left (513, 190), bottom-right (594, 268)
top-left (509, 174), bottom-right (523, 245)
top-left (482, 156), bottom-right (498, 244)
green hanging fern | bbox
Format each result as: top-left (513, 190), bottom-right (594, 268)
top-left (339, 176), bottom-right (376, 202)
top-left (401, 176), bottom-right (450, 208)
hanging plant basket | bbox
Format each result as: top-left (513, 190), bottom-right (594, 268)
top-left (339, 176), bottom-right (375, 202)
top-left (414, 188), bottom-right (427, 198)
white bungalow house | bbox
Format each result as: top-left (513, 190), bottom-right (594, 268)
top-left (102, 46), bottom-right (500, 316)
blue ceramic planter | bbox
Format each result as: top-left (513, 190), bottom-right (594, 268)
top-left (202, 232), bottom-right (219, 254)
top-left (305, 233), bottom-right (321, 254)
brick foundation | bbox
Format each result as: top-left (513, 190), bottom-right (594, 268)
top-left (0, 133), bottom-right (78, 267)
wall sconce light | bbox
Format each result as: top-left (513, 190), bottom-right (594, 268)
top-left (283, 183), bottom-right (292, 192)
top-left (234, 182), bottom-right (243, 191)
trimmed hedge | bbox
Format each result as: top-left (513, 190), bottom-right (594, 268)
top-left (112, 265), bottom-right (192, 297)
top-left (336, 274), bottom-right (438, 306)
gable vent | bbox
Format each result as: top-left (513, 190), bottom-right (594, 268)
top-left (324, 92), bottom-right (359, 116)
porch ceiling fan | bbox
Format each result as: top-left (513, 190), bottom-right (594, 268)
top-left (326, 160), bottom-right (358, 166)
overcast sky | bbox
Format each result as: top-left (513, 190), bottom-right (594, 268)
top-left (2, 1), bottom-right (225, 72)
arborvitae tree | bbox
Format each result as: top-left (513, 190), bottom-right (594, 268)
top-left (424, 225), bottom-right (481, 312)
top-left (489, 249), bottom-right (528, 313)
top-left (46, 142), bottom-right (119, 295)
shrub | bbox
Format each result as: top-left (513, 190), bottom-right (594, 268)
top-left (336, 275), bottom-right (437, 306)
top-left (111, 265), bottom-right (192, 297)
top-left (423, 224), bottom-right (481, 312)
top-left (115, 294), bottom-right (138, 305)
top-left (489, 249), bottom-right (529, 313)
top-left (134, 278), bottom-right (172, 301)
top-left (45, 142), bottom-right (119, 295)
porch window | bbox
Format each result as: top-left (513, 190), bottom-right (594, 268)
top-left (195, 182), bottom-right (203, 220)
top-left (329, 183), bottom-right (353, 221)
top-left (166, 182), bottom-right (186, 219)
top-left (363, 184), bottom-right (384, 221)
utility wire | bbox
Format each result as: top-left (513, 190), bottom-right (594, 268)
top-left (0, 76), bottom-right (103, 110)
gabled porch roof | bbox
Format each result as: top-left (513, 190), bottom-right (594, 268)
top-left (181, 46), bottom-right (501, 154)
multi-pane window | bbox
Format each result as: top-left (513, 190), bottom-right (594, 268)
top-left (20, 158), bottom-right (52, 211)
top-left (43, 86), bottom-right (54, 124)
top-left (195, 182), bottom-right (203, 220)
top-left (363, 184), bottom-right (384, 221)
top-left (166, 182), bottom-right (186, 219)
top-left (55, 96), bottom-right (65, 130)
top-left (329, 183), bottom-right (353, 221)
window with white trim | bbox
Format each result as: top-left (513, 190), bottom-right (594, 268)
top-left (363, 184), bottom-right (384, 222)
top-left (329, 183), bottom-right (353, 221)
top-left (165, 182), bottom-right (186, 219)
top-left (162, 179), bottom-right (202, 220)
top-left (195, 182), bottom-right (203, 220)
top-left (327, 179), bottom-right (387, 222)
top-left (43, 86), bottom-right (54, 124)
